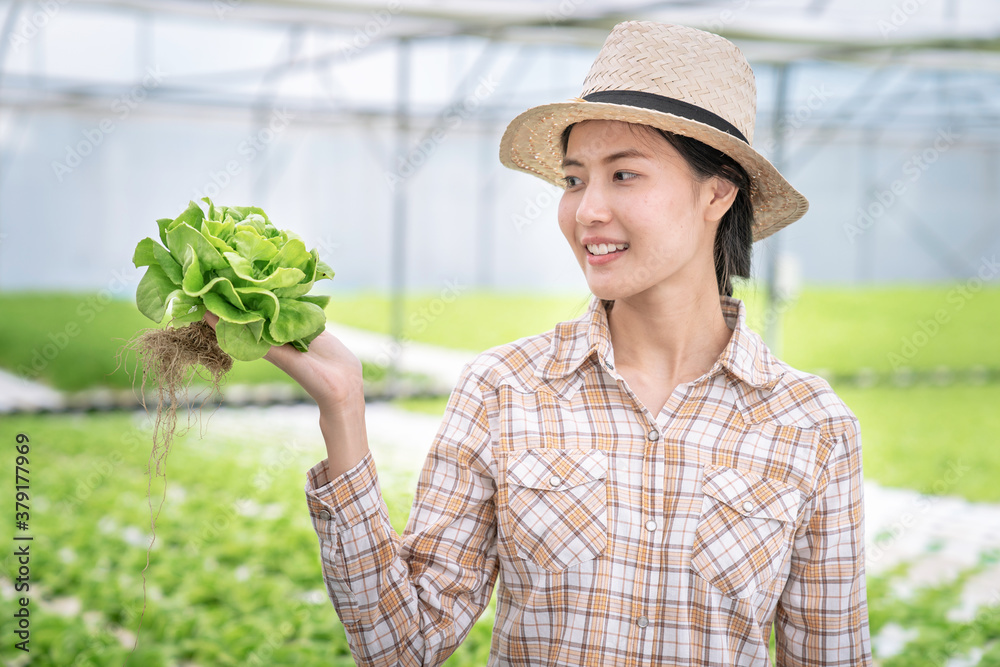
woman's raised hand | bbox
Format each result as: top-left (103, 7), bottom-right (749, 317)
top-left (203, 311), bottom-right (370, 478)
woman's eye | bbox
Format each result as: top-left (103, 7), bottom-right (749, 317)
top-left (562, 175), bottom-right (582, 188)
top-left (614, 171), bottom-right (638, 181)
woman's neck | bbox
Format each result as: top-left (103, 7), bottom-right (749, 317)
top-left (606, 280), bottom-right (733, 389)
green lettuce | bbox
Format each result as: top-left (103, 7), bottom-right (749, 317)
top-left (132, 198), bottom-right (335, 361)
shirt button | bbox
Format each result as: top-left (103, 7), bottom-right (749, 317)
top-left (606, 360), bottom-right (615, 371)
top-left (549, 476), bottom-right (562, 487)
top-left (317, 509), bottom-right (333, 521)
top-left (645, 520), bottom-right (657, 532)
top-left (647, 429), bottom-right (659, 442)
top-left (742, 501), bottom-right (754, 513)
top-left (636, 616), bottom-right (649, 628)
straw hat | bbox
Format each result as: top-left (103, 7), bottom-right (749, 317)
top-left (499, 21), bottom-right (808, 241)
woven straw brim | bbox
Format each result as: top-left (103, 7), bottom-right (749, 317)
top-left (499, 101), bottom-right (809, 242)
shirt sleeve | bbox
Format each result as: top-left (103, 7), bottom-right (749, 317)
top-left (304, 364), bottom-right (499, 666)
top-left (774, 418), bottom-right (873, 666)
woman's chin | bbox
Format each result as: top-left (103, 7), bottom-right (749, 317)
top-left (585, 281), bottom-right (629, 302)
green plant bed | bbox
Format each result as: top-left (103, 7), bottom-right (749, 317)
top-left (2, 402), bottom-right (996, 665)
top-left (734, 284), bottom-right (1000, 375)
top-left (839, 384), bottom-right (1000, 503)
top-left (391, 395), bottom-right (451, 416)
top-left (328, 285), bottom-right (1000, 377)
top-left (0, 412), bottom-right (494, 666)
top-left (325, 290), bottom-right (593, 352)
top-left (0, 292), bottom-right (384, 391)
top-left (866, 561), bottom-right (1000, 665)
top-left (2, 286), bottom-right (998, 393)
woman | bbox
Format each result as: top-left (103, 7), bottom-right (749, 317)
top-left (220, 21), bottom-right (871, 666)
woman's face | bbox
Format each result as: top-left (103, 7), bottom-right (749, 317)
top-left (558, 120), bottom-right (734, 303)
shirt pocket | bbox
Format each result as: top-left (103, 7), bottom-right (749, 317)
top-left (691, 464), bottom-right (801, 600)
top-left (502, 448), bottom-right (609, 573)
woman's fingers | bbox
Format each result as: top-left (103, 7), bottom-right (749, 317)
top-left (261, 339), bottom-right (297, 366)
top-left (199, 312), bottom-right (363, 410)
top-left (264, 330), bottom-right (364, 409)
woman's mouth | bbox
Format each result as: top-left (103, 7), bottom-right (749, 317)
top-left (586, 242), bottom-right (629, 256)
top-left (585, 242), bottom-right (629, 266)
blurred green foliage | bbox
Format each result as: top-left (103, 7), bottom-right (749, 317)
top-left (839, 385), bottom-right (1000, 503)
top-left (0, 293), bottom-right (385, 392)
top-left (867, 558), bottom-right (1000, 666)
top-left (2, 287), bottom-right (998, 391)
top-left (0, 412), bottom-right (495, 666)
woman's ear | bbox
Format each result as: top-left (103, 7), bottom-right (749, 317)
top-left (703, 176), bottom-right (739, 225)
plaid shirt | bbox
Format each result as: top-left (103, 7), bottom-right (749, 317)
top-left (305, 295), bottom-right (872, 666)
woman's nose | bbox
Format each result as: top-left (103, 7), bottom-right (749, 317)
top-left (576, 182), bottom-right (612, 226)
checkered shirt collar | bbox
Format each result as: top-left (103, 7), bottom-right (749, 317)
top-left (538, 294), bottom-right (785, 392)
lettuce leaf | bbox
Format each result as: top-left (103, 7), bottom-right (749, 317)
top-left (131, 198), bottom-right (334, 361)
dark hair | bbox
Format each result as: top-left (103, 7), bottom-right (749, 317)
top-left (560, 123), bottom-right (754, 297)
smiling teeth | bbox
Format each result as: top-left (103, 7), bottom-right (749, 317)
top-left (587, 243), bottom-right (629, 255)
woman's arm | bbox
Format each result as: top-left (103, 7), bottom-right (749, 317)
top-left (205, 311), bottom-right (370, 478)
top-left (204, 313), bottom-right (498, 664)
top-left (774, 418), bottom-right (872, 666)
top-left (306, 365), bottom-right (499, 665)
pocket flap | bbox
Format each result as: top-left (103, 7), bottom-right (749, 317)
top-left (702, 465), bottom-right (800, 523)
top-left (507, 449), bottom-right (607, 490)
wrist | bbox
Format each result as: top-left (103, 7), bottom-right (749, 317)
top-left (317, 389), bottom-right (365, 428)
top-left (313, 366), bottom-right (366, 415)
top-left (318, 397), bottom-right (370, 479)
top-left (311, 356), bottom-right (366, 435)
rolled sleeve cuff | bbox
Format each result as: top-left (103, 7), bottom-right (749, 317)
top-left (304, 452), bottom-right (381, 531)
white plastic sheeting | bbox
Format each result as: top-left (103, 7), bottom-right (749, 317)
top-left (1, 0), bottom-right (999, 292)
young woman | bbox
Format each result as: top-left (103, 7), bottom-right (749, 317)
top-left (215, 20), bottom-right (872, 666)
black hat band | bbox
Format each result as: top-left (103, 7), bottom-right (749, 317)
top-left (582, 90), bottom-right (749, 145)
